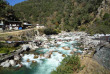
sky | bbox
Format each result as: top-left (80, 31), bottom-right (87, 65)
top-left (6, 0), bottom-right (26, 6)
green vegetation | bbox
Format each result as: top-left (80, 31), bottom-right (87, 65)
top-left (44, 28), bottom-right (61, 35)
top-left (0, 42), bottom-right (19, 54)
top-left (0, 0), bottom-right (19, 21)
top-left (1, 0), bottom-right (110, 34)
top-left (51, 55), bottom-right (81, 74)
top-left (13, 0), bottom-right (103, 32)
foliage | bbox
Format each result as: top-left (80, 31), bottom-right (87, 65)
top-left (44, 28), bottom-right (61, 35)
top-left (13, 0), bottom-right (103, 32)
top-left (0, 42), bottom-right (19, 54)
top-left (51, 55), bottom-right (81, 74)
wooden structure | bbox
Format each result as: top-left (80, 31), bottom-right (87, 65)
top-left (5, 21), bottom-right (22, 30)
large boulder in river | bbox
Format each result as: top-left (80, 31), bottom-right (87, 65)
top-left (9, 60), bottom-right (16, 66)
top-left (62, 47), bottom-right (70, 50)
top-left (1, 60), bottom-right (10, 67)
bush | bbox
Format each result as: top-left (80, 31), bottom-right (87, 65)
top-left (51, 55), bottom-right (81, 74)
top-left (44, 28), bottom-right (61, 35)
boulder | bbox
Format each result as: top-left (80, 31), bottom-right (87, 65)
top-left (62, 47), bottom-right (70, 50)
top-left (14, 55), bottom-right (20, 61)
top-left (9, 60), bottom-right (16, 66)
top-left (32, 60), bottom-right (36, 63)
top-left (1, 60), bottom-right (10, 67)
top-left (62, 54), bottom-right (66, 57)
top-left (73, 48), bottom-right (77, 52)
top-left (27, 59), bottom-right (30, 62)
top-left (34, 55), bottom-right (38, 59)
top-left (70, 51), bottom-right (74, 54)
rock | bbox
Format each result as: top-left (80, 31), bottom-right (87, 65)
top-left (93, 45), bottom-right (110, 70)
top-left (32, 60), bottom-right (36, 63)
top-left (14, 55), bottom-right (20, 61)
top-left (27, 59), bottom-right (30, 62)
top-left (44, 51), bottom-right (52, 58)
top-left (20, 54), bottom-right (24, 57)
top-left (22, 44), bottom-right (30, 51)
top-left (40, 54), bottom-right (43, 57)
top-left (1, 60), bottom-right (10, 67)
top-left (62, 54), bottom-right (66, 57)
top-left (62, 47), bottom-right (70, 50)
top-left (9, 60), bottom-right (16, 66)
top-left (70, 51), bottom-right (74, 54)
top-left (34, 55), bottom-right (38, 59)
top-left (73, 48), bottom-right (77, 52)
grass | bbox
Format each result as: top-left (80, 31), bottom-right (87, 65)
top-left (77, 56), bottom-right (110, 74)
top-left (51, 55), bottom-right (81, 74)
top-left (0, 42), bottom-right (20, 54)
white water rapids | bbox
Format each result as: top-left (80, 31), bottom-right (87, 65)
top-left (19, 34), bottom-right (82, 74)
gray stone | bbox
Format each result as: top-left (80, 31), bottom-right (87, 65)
top-left (9, 60), bottom-right (16, 66)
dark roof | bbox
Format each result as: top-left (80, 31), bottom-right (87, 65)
top-left (7, 21), bottom-right (22, 23)
top-left (23, 24), bottom-right (32, 25)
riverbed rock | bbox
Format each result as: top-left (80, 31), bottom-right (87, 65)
top-left (73, 48), bottom-right (77, 52)
top-left (14, 55), bottom-right (20, 61)
top-left (62, 54), bottom-right (66, 57)
top-left (1, 60), bottom-right (10, 67)
top-left (32, 60), bottom-right (36, 63)
top-left (27, 59), bottom-right (30, 62)
top-left (34, 55), bottom-right (38, 59)
top-left (62, 47), bottom-right (70, 50)
top-left (22, 44), bottom-right (30, 51)
top-left (44, 51), bottom-right (52, 58)
top-left (9, 60), bottom-right (16, 66)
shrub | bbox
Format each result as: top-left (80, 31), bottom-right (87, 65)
top-left (51, 55), bottom-right (81, 74)
top-left (44, 28), bottom-right (61, 35)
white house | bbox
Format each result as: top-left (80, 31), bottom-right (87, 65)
top-left (36, 24), bottom-right (45, 29)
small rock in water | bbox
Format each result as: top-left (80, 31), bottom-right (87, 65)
top-left (73, 48), bottom-right (77, 52)
top-left (62, 54), bottom-right (66, 57)
top-left (32, 60), bottom-right (36, 63)
top-left (27, 59), bottom-right (30, 62)
top-left (62, 47), bottom-right (70, 50)
top-left (70, 51), bottom-right (74, 54)
top-left (34, 55), bottom-right (38, 59)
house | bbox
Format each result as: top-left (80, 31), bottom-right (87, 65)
top-left (0, 20), bottom-right (4, 31)
top-left (36, 24), bottom-right (45, 29)
top-left (0, 20), bottom-right (22, 31)
top-left (23, 22), bottom-right (32, 29)
top-left (5, 20), bottom-right (22, 30)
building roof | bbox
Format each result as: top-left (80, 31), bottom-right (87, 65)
top-left (7, 21), bottom-right (22, 23)
top-left (23, 24), bottom-right (32, 25)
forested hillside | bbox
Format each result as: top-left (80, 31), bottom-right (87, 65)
top-left (0, 0), bottom-right (19, 21)
top-left (12, 0), bottom-right (110, 34)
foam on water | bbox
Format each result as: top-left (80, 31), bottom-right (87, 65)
top-left (20, 37), bottom-right (81, 74)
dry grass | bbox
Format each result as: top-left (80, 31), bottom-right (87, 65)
top-left (76, 56), bottom-right (110, 74)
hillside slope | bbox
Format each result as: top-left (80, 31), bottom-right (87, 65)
top-left (13, 0), bottom-right (104, 31)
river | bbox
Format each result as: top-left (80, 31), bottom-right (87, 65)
top-left (0, 33), bottom-right (82, 74)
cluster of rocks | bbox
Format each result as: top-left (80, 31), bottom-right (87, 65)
top-left (0, 40), bottom-right (42, 67)
top-left (0, 55), bottom-right (21, 67)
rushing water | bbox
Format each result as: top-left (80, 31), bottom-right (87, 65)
top-left (0, 36), bottom-right (82, 74)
